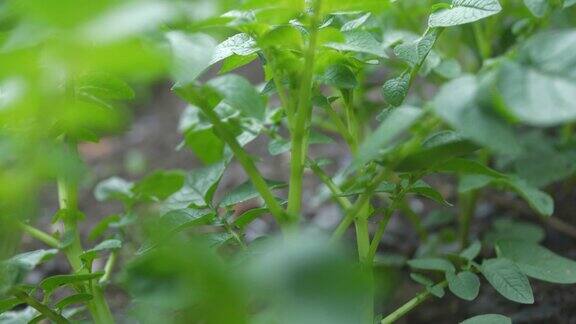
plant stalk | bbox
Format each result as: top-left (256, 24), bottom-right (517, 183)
top-left (287, 0), bottom-right (322, 218)
top-left (57, 139), bottom-right (115, 324)
top-left (381, 281), bottom-right (447, 324)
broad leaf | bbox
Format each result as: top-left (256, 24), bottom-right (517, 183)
top-left (428, 0), bottom-right (502, 27)
top-left (80, 239), bottom-right (122, 263)
top-left (208, 74), bottom-right (266, 120)
top-left (94, 177), bottom-right (133, 202)
top-left (325, 31), bottom-right (387, 58)
top-left (407, 258), bottom-right (456, 273)
top-left (211, 33), bottom-right (258, 64)
top-left (432, 76), bottom-right (520, 156)
top-left (165, 162), bottom-right (227, 209)
top-left (219, 179), bottom-right (286, 207)
top-left (355, 105), bottom-right (422, 168)
top-left (497, 240), bottom-right (576, 284)
top-left (496, 30), bottom-right (576, 126)
top-left (132, 170), bottom-right (185, 201)
top-left (167, 32), bottom-right (216, 86)
top-left (523, 0), bottom-right (550, 17)
top-left (461, 314), bottom-right (511, 324)
top-left (447, 271), bottom-right (480, 301)
top-left (481, 258), bottom-right (534, 304)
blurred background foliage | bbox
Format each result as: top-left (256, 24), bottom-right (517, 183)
top-left (1, 0), bottom-right (576, 323)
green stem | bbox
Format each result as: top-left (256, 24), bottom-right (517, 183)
top-left (17, 222), bottom-right (60, 248)
top-left (308, 160), bottom-right (352, 210)
top-left (331, 169), bottom-right (391, 240)
top-left (381, 281), bottom-right (447, 324)
top-left (287, 0), bottom-right (322, 218)
top-left (99, 251), bottom-right (117, 285)
top-left (12, 289), bottom-right (70, 324)
top-left (198, 104), bottom-right (292, 228)
top-left (324, 103), bottom-right (355, 148)
top-left (457, 190), bottom-right (479, 249)
top-left (57, 139), bottom-right (115, 324)
top-left (366, 208), bottom-right (394, 264)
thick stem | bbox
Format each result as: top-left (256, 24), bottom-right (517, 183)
top-left (12, 289), bottom-right (69, 324)
top-left (58, 139), bottom-right (115, 324)
top-left (286, 0), bottom-right (322, 218)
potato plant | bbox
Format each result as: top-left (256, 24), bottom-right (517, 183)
top-left (1, 0), bottom-right (576, 323)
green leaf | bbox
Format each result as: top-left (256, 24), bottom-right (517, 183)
top-left (211, 33), bottom-right (258, 64)
top-left (207, 74), bottom-right (266, 120)
top-left (460, 241), bottom-right (482, 260)
top-left (496, 30), bottom-right (576, 126)
top-left (432, 76), bottom-right (520, 156)
top-left (316, 64), bottom-right (358, 89)
top-left (132, 170), bottom-right (185, 201)
top-left (485, 218), bottom-right (545, 244)
top-left (233, 207), bottom-right (269, 229)
top-left (481, 258), bottom-right (534, 304)
top-left (160, 208), bottom-right (215, 233)
top-left (523, 0), bottom-right (550, 17)
top-left (325, 31), bottom-right (387, 58)
top-left (54, 293), bottom-right (93, 310)
top-left (393, 28), bottom-right (439, 67)
top-left (80, 239), bottom-right (122, 263)
top-left (220, 54), bottom-right (259, 74)
top-left (434, 157), bottom-right (505, 178)
top-left (94, 177), bottom-right (133, 202)
top-left (88, 214), bottom-right (122, 241)
top-left (167, 32), bottom-right (216, 86)
top-left (341, 13), bottom-right (371, 31)
top-left (184, 127), bottom-right (225, 164)
top-left (0, 297), bottom-right (23, 314)
top-left (407, 258), bottom-right (456, 273)
top-left (461, 314), bottom-right (512, 324)
top-left (497, 240), bottom-right (576, 284)
top-left (382, 73), bottom-right (410, 107)
top-left (7, 249), bottom-right (58, 271)
top-left (40, 272), bottom-right (104, 295)
top-left (396, 132), bottom-right (479, 172)
top-left (355, 105), bottom-right (422, 168)
top-left (76, 73), bottom-right (134, 102)
top-left (219, 179), bottom-right (287, 207)
top-left (503, 177), bottom-right (554, 217)
top-left (409, 180), bottom-right (452, 207)
top-left (165, 162), bottom-right (226, 209)
top-left (428, 0), bottom-right (502, 28)
top-left (447, 271), bottom-right (480, 301)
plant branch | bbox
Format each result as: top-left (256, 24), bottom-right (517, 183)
top-left (12, 289), bottom-right (69, 324)
top-left (197, 104), bottom-right (292, 228)
top-left (380, 281), bottom-right (447, 324)
top-left (17, 222), bottom-right (60, 248)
